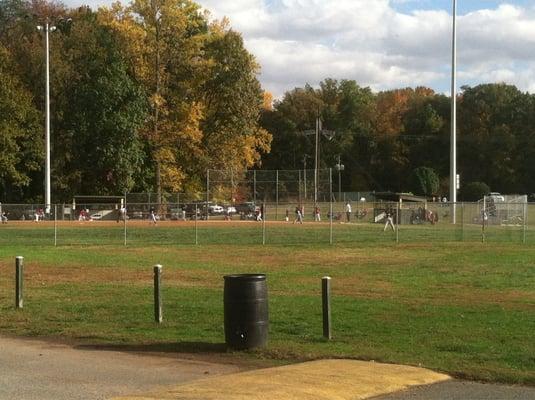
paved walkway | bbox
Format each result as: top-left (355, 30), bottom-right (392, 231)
top-left (0, 336), bottom-right (240, 400)
top-left (372, 380), bottom-right (535, 400)
top-left (2, 336), bottom-right (534, 400)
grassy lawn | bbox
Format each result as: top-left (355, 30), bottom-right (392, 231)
top-left (0, 221), bottom-right (533, 385)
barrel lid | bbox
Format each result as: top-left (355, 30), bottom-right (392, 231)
top-left (224, 273), bottom-right (266, 281)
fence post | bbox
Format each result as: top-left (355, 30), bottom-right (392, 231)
top-left (396, 201), bottom-right (400, 244)
top-left (329, 168), bottom-right (333, 245)
top-left (276, 170), bottom-right (279, 221)
top-left (329, 195), bottom-right (333, 245)
top-left (124, 192), bottom-right (127, 246)
top-left (298, 170), bottom-right (302, 203)
top-left (304, 168), bottom-right (307, 200)
top-left (54, 204), bottom-right (57, 246)
top-left (195, 204), bottom-right (198, 245)
top-left (523, 202), bottom-right (527, 245)
top-left (154, 264), bottom-right (163, 323)
top-left (322, 276), bottom-right (332, 340)
top-left (206, 170), bottom-right (210, 221)
top-left (460, 202), bottom-right (464, 242)
top-left (15, 256), bottom-right (23, 309)
top-left (482, 197), bottom-right (486, 243)
top-left (262, 203), bottom-right (266, 245)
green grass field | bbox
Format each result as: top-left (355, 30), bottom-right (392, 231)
top-left (0, 221), bottom-right (533, 385)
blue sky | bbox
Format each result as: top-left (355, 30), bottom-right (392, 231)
top-left (392, 0), bottom-right (526, 13)
top-left (63, 0), bottom-right (535, 97)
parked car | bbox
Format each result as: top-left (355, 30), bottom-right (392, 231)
top-left (208, 204), bottom-right (224, 215)
top-left (235, 202), bottom-right (256, 214)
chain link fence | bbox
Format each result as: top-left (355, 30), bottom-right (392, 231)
top-left (0, 200), bottom-right (532, 247)
top-left (206, 168), bottom-right (333, 204)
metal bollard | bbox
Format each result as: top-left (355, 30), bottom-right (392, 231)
top-left (154, 265), bottom-right (163, 323)
top-left (15, 256), bottom-right (24, 309)
top-left (322, 276), bottom-right (332, 340)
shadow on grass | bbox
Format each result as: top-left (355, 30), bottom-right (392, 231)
top-left (74, 341), bottom-right (228, 354)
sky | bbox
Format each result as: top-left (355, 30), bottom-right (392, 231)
top-left (62, 0), bottom-right (535, 98)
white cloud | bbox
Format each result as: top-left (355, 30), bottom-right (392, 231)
top-left (198, 0), bottom-right (535, 97)
top-left (62, 0), bottom-right (535, 97)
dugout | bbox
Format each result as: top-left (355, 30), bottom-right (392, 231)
top-left (71, 195), bottom-right (125, 221)
top-left (373, 192), bottom-right (428, 225)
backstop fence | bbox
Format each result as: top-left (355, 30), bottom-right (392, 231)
top-left (205, 168), bottom-right (334, 204)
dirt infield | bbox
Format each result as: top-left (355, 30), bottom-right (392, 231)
top-left (0, 219), bottom-right (318, 229)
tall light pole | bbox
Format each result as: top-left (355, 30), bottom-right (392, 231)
top-left (37, 22), bottom-right (56, 214)
top-left (314, 114), bottom-right (320, 205)
top-left (450, 0), bottom-right (457, 223)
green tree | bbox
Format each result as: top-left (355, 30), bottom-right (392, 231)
top-left (261, 79), bottom-right (375, 192)
top-left (460, 181), bottom-right (490, 201)
top-left (403, 93), bottom-right (449, 178)
top-left (458, 84), bottom-right (525, 193)
top-left (56, 8), bottom-right (148, 197)
top-left (102, 0), bottom-right (210, 200)
top-left (409, 167), bottom-right (439, 197)
top-left (260, 85), bottom-right (322, 170)
top-left (0, 44), bottom-right (43, 201)
top-left (201, 25), bottom-right (271, 172)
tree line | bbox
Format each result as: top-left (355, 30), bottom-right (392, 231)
top-left (2, 0), bottom-right (534, 204)
top-left (261, 79), bottom-right (535, 200)
top-left (0, 0), bottom-right (270, 203)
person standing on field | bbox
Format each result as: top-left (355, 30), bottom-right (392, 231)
top-left (149, 207), bottom-right (157, 225)
top-left (293, 205), bottom-right (303, 224)
top-left (384, 210), bottom-right (396, 232)
top-left (117, 206), bottom-right (126, 223)
top-left (345, 202), bottom-right (352, 223)
top-left (314, 205), bottom-right (321, 222)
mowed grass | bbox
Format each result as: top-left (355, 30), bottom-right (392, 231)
top-left (0, 221), bottom-right (534, 385)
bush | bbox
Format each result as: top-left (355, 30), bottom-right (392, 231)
top-left (409, 167), bottom-right (439, 197)
top-left (461, 181), bottom-right (490, 201)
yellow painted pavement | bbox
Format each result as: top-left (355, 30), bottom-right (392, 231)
top-left (112, 359), bottom-right (450, 400)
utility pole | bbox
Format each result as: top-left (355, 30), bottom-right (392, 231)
top-left (303, 155), bottom-right (309, 200)
top-left (299, 110), bottom-right (334, 207)
top-left (37, 22), bottom-right (56, 214)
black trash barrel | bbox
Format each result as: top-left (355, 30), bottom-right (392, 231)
top-left (224, 274), bottom-right (268, 350)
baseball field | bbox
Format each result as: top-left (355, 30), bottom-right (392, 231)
top-left (0, 220), bottom-right (533, 385)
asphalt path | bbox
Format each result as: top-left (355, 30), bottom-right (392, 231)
top-left (372, 380), bottom-right (535, 400)
top-left (0, 336), bottom-right (240, 400)
top-left (1, 335), bottom-right (533, 400)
